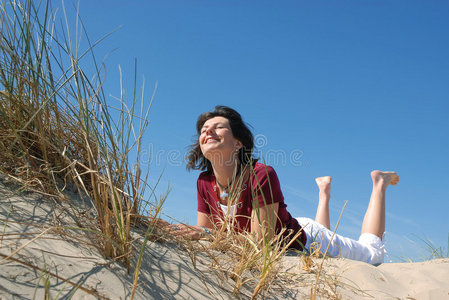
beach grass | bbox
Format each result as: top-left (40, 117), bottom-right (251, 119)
top-left (0, 0), bottom-right (164, 275)
top-left (176, 162), bottom-right (310, 299)
top-left (414, 233), bottom-right (449, 261)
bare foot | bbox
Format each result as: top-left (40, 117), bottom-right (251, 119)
top-left (315, 176), bottom-right (332, 193)
top-left (371, 170), bottom-right (399, 188)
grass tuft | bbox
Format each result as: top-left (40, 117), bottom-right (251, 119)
top-left (178, 162), bottom-right (306, 299)
top-left (414, 233), bottom-right (449, 261)
top-left (0, 0), bottom-right (164, 273)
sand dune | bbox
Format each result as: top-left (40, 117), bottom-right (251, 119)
top-left (1, 175), bottom-right (448, 299)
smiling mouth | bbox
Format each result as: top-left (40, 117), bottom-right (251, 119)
top-left (205, 137), bottom-right (219, 144)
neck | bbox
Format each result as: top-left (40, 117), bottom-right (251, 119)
top-left (211, 159), bottom-right (239, 188)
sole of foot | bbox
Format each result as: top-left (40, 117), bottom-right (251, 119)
top-left (371, 170), bottom-right (399, 186)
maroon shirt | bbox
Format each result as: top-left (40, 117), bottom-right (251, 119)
top-left (197, 162), bottom-right (306, 250)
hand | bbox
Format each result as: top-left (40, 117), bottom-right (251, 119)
top-left (153, 218), bottom-right (171, 228)
top-left (168, 223), bottom-right (207, 240)
top-left (141, 217), bottom-right (171, 230)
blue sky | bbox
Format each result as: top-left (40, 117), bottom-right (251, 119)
top-left (70, 0), bottom-right (448, 261)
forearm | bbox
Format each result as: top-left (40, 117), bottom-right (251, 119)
top-left (251, 203), bottom-right (279, 243)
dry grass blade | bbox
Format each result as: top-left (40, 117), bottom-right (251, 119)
top-left (0, 227), bottom-right (53, 263)
top-left (190, 162), bottom-right (308, 299)
top-left (0, 204), bottom-right (13, 247)
top-left (310, 200), bottom-right (348, 300)
top-left (130, 187), bottom-right (169, 300)
top-left (0, 252), bottom-right (108, 299)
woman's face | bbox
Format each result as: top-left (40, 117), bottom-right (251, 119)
top-left (199, 116), bottom-right (241, 164)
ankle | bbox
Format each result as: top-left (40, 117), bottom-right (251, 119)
top-left (319, 190), bottom-right (331, 197)
top-left (372, 182), bottom-right (388, 192)
top-left (318, 197), bottom-right (330, 206)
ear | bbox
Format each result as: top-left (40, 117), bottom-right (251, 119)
top-left (235, 140), bottom-right (243, 150)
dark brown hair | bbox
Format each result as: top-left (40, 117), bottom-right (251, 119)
top-left (186, 106), bottom-right (257, 172)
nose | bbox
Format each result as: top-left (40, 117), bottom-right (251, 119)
top-left (205, 126), bottom-right (215, 136)
top-left (201, 127), bottom-right (217, 144)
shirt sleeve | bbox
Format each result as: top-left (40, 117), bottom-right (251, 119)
top-left (251, 165), bottom-right (284, 208)
top-left (197, 175), bottom-right (211, 214)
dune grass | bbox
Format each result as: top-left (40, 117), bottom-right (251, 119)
top-left (423, 234), bottom-right (449, 260)
top-left (0, 0), bottom-right (164, 276)
top-left (411, 233), bottom-right (449, 261)
top-left (190, 163), bottom-right (350, 299)
top-left (175, 162), bottom-right (307, 299)
top-left (185, 215), bottom-right (302, 299)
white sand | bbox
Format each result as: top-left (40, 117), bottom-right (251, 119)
top-left (281, 255), bottom-right (449, 299)
top-left (0, 175), bottom-right (253, 299)
top-left (1, 175), bottom-right (448, 299)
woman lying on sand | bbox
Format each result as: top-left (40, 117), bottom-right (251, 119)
top-left (169, 106), bottom-right (399, 265)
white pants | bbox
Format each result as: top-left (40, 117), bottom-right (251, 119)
top-left (296, 217), bottom-right (385, 265)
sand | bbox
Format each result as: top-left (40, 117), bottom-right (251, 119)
top-left (280, 255), bottom-right (449, 299)
top-left (1, 174), bottom-right (448, 300)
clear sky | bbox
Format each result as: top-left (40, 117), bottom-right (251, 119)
top-left (69, 0), bottom-right (448, 262)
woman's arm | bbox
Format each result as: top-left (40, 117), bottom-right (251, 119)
top-left (168, 212), bottom-right (213, 240)
top-left (251, 202), bottom-right (279, 242)
top-left (197, 212), bottom-right (214, 228)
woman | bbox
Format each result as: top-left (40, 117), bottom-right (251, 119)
top-left (170, 106), bottom-right (398, 265)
